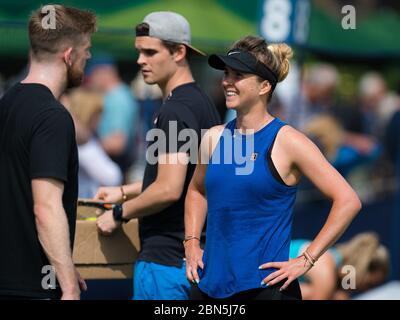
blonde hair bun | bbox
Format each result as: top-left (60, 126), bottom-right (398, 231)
top-left (267, 43), bottom-right (293, 82)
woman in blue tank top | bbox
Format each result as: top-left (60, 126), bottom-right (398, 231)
top-left (184, 36), bottom-right (362, 300)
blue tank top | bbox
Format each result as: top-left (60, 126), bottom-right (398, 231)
top-left (198, 117), bottom-right (298, 298)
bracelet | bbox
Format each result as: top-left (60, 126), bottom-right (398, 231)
top-left (302, 253), bottom-right (314, 267)
top-left (305, 249), bottom-right (318, 264)
top-left (302, 249), bottom-right (318, 267)
top-left (120, 186), bottom-right (127, 202)
top-left (183, 236), bottom-right (200, 245)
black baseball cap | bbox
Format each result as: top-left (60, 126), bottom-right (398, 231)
top-left (208, 49), bottom-right (278, 89)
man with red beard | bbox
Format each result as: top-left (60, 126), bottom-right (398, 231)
top-left (0, 5), bottom-right (96, 300)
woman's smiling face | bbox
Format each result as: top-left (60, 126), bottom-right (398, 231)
top-left (222, 66), bottom-right (265, 111)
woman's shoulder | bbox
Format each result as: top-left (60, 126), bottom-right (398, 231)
top-left (277, 123), bottom-right (304, 140)
top-left (276, 123), bottom-right (318, 154)
top-left (274, 124), bottom-right (304, 152)
top-left (200, 124), bottom-right (229, 160)
top-left (204, 124), bottom-right (228, 139)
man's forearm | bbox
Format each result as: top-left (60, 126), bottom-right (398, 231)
top-left (34, 203), bottom-right (78, 296)
top-left (123, 181), bottom-right (143, 200)
top-left (122, 180), bottom-right (180, 219)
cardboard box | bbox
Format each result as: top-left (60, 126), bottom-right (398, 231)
top-left (73, 215), bottom-right (140, 279)
top-left (76, 264), bottom-right (133, 280)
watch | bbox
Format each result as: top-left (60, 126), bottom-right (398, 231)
top-left (112, 204), bottom-right (129, 223)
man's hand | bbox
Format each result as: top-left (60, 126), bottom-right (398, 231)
top-left (96, 210), bottom-right (121, 236)
top-left (76, 268), bottom-right (87, 292)
top-left (61, 289), bottom-right (80, 300)
top-left (95, 186), bottom-right (124, 203)
top-left (60, 269), bottom-right (87, 300)
top-left (61, 280), bottom-right (80, 300)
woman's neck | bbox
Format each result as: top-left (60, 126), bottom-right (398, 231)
top-left (235, 107), bottom-right (274, 133)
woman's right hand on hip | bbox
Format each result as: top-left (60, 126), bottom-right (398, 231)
top-left (184, 241), bottom-right (204, 285)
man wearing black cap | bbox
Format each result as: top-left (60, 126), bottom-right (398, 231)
top-left (95, 11), bottom-right (221, 300)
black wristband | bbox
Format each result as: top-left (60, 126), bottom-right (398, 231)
top-left (112, 204), bottom-right (129, 223)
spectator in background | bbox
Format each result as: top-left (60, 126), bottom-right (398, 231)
top-left (61, 89), bottom-right (122, 198)
top-left (86, 55), bottom-right (139, 177)
top-left (297, 64), bottom-right (363, 135)
top-left (337, 72), bottom-right (400, 158)
top-left (296, 64), bottom-right (378, 158)
top-left (129, 72), bottom-right (162, 181)
top-left (292, 63), bottom-right (340, 130)
top-left (358, 72), bottom-right (400, 139)
top-left (305, 115), bottom-right (381, 178)
top-left (290, 232), bottom-right (390, 300)
top-left (131, 72), bottom-right (162, 135)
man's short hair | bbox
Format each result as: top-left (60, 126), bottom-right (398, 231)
top-left (28, 4), bottom-right (96, 59)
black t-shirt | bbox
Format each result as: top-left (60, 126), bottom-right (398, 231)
top-left (0, 83), bottom-right (78, 299)
top-left (139, 82), bottom-right (221, 267)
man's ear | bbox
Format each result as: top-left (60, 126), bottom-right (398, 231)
top-left (259, 80), bottom-right (272, 96)
top-left (173, 44), bottom-right (187, 63)
top-left (62, 47), bottom-right (74, 67)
